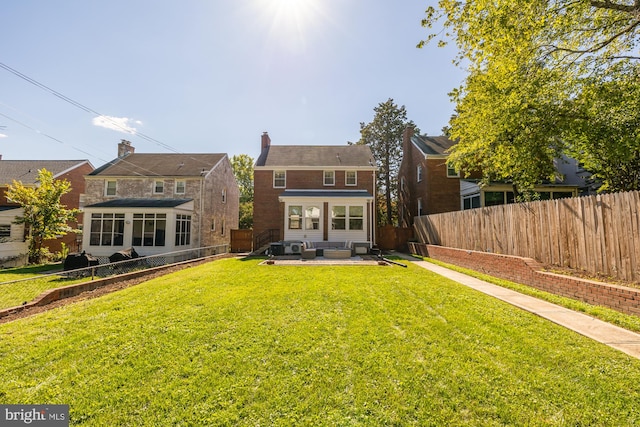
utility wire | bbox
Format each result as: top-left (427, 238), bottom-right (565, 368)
top-left (0, 62), bottom-right (231, 171)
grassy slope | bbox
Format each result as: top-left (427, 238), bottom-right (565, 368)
top-left (1, 258), bottom-right (639, 426)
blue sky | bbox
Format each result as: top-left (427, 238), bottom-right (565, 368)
top-left (0, 0), bottom-right (464, 168)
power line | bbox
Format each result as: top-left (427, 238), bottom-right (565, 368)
top-left (0, 62), bottom-right (231, 171)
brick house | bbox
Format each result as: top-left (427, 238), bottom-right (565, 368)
top-left (399, 126), bottom-right (588, 227)
top-left (80, 140), bottom-right (239, 257)
top-left (0, 158), bottom-right (94, 265)
top-left (253, 132), bottom-right (377, 250)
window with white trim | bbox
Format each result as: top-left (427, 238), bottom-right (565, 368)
top-left (446, 163), bottom-right (459, 178)
top-left (222, 188), bottom-right (227, 203)
top-left (175, 180), bottom-right (186, 194)
top-left (105, 180), bottom-right (117, 196)
top-left (154, 180), bottom-right (164, 194)
top-left (90, 213), bottom-right (124, 246)
top-left (0, 224), bottom-right (10, 239)
top-left (345, 171), bottom-right (357, 186)
top-left (132, 213), bottom-right (166, 246)
top-left (288, 205), bottom-right (302, 229)
top-left (274, 170), bottom-right (286, 188)
top-left (175, 214), bottom-right (191, 246)
top-left (304, 206), bottom-right (320, 230)
top-left (417, 165), bottom-right (423, 183)
top-left (331, 205), bottom-right (365, 231)
top-left (324, 170), bottom-right (335, 186)
top-left (417, 198), bottom-right (424, 216)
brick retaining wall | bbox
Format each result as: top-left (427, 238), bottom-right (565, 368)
top-left (408, 243), bottom-right (640, 316)
top-left (0, 254), bottom-right (232, 321)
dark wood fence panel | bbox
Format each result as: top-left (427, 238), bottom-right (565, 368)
top-left (413, 191), bottom-right (640, 282)
top-left (231, 229), bottom-right (253, 252)
top-left (377, 225), bottom-right (414, 251)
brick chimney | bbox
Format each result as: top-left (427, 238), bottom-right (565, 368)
top-left (118, 139), bottom-right (135, 158)
top-left (261, 132), bottom-right (271, 151)
top-left (402, 125), bottom-right (414, 155)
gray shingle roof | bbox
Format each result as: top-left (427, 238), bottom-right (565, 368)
top-left (256, 145), bottom-right (375, 168)
top-left (85, 198), bottom-right (193, 208)
top-left (89, 153), bottom-right (226, 177)
top-left (411, 135), bottom-right (456, 156)
top-left (0, 160), bottom-right (91, 185)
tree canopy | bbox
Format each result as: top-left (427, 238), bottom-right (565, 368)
top-left (354, 99), bottom-right (418, 225)
top-left (231, 154), bottom-right (254, 229)
top-left (420, 0), bottom-right (640, 193)
top-left (6, 168), bottom-right (79, 264)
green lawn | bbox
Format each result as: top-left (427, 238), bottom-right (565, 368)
top-left (1, 258), bottom-right (640, 426)
top-left (0, 264), bottom-right (86, 310)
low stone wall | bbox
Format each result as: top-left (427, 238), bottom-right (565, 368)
top-left (408, 243), bottom-right (640, 316)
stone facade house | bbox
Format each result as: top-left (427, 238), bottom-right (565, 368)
top-left (80, 141), bottom-right (239, 257)
top-left (0, 158), bottom-right (94, 265)
top-left (253, 132), bottom-right (377, 251)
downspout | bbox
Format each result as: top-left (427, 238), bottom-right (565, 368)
top-left (199, 176), bottom-right (204, 249)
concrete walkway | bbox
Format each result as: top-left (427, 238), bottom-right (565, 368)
top-left (395, 254), bottom-right (640, 359)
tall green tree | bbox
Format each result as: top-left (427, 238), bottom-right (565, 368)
top-left (6, 168), bottom-right (79, 264)
top-left (420, 0), bottom-right (640, 193)
top-left (231, 154), bottom-right (254, 229)
top-left (355, 99), bottom-right (418, 225)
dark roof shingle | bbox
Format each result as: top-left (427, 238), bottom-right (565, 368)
top-left (0, 160), bottom-right (91, 185)
top-left (89, 153), bottom-right (226, 177)
top-left (256, 145), bottom-right (375, 168)
top-left (411, 135), bottom-right (457, 156)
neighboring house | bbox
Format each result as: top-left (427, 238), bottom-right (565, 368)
top-left (398, 127), bottom-right (590, 227)
top-left (0, 158), bottom-right (94, 265)
top-left (80, 140), bottom-right (239, 257)
top-left (253, 132), bottom-right (377, 249)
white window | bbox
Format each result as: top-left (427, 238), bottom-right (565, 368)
top-left (447, 163), bottom-right (459, 178)
top-left (175, 180), bottom-right (186, 194)
top-left (105, 180), bottom-right (117, 196)
top-left (222, 188), bottom-right (227, 203)
top-left (89, 213), bottom-right (125, 246)
top-left (345, 171), bottom-right (357, 186)
top-left (304, 206), bottom-right (320, 230)
top-left (417, 198), bottom-right (424, 216)
top-left (211, 218), bottom-right (216, 231)
top-left (331, 205), bottom-right (365, 231)
top-left (154, 180), bottom-right (164, 194)
top-left (132, 213), bottom-right (166, 247)
top-left (175, 214), bottom-right (191, 246)
top-left (417, 165), bottom-right (423, 183)
top-left (288, 205), bottom-right (302, 229)
top-left (274, 170), bottom-right (286, 188)
top-left (324, 171), bottom-right (335, 186)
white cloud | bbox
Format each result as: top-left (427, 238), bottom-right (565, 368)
top-left (0, 134), bottom-right (7, 138)
top-left (92, 116), bottom-right (141, 134)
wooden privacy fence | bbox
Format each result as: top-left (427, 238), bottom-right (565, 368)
top-left (230, 229), bottom-right (253, 252)
top-left (414, 190), bottom-right (640, 282)
top-left (377, 225), bottom-right (414, 251)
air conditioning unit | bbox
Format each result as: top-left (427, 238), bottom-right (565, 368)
top-left (283, 241), bottom-right (302, 254)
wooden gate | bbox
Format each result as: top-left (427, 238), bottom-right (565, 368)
top-left (377, 225), bottom-right (414, 251)
top-left (230, 229), bottom-right (253, 252)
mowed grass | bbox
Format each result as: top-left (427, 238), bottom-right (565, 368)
top-left (0, 264), bottom-right (86, 310)
top-left (1, 258), bottom-right (640, 426)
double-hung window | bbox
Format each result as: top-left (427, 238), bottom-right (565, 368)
top-left (274, 170), bottom-right (286, 188)
top-left (175, 180), bottom-right (186, 194)
top-left (417, 165), bottom-right (423, 183)
top-left (324, 171), bottom-right (335, 186)
top-left (345, 171), bottom-right (357, 186)
top-left (288, 205), bottom-right (302, 229)
top-left (105, 181), bottom-right (117, 196)
top-left (154, 180), bottom-right (164, 194)
top-left (331, 205), bottom-right (365, 231)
